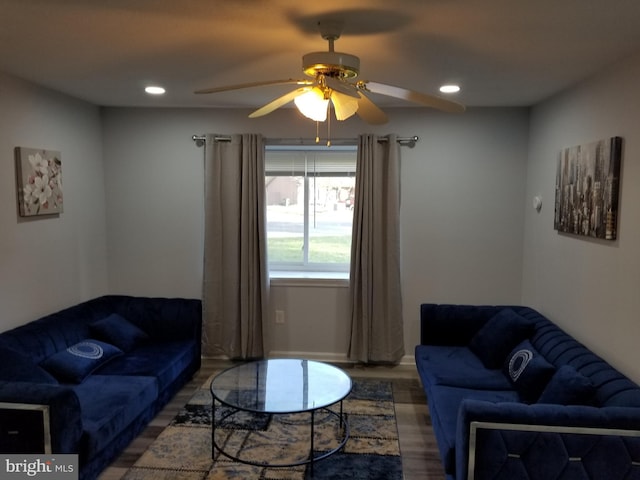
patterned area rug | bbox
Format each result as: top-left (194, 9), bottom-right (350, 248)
top-left (123, 377), bottom-right (403, 480)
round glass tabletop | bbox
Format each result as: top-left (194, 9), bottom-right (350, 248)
top-left (210, 358), bottom-right (352, 413)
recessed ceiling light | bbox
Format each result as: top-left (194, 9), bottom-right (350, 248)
top-left (145, 86), bottom-right (166, 95)
top-left (439, 84), bottom-right (461, 94)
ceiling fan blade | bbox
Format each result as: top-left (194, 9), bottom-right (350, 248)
top-left (195, 79), bottom-right (312, 95)
top-left (324, 76), bottom-right (360, 99)
top-left (361, 81), bottom-right (465, 113)
top-left (248, 87), bottom-right (313, 118)
top-left (356, 91), bottom-right (388, 125)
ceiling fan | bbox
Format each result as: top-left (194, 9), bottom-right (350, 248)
top-left (195, 21), bottom-right (465, 125)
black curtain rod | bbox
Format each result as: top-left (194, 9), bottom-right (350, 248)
top-left (191, 135), bottom-right (419, 148)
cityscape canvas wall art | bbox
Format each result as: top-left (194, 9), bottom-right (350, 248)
top-left (15, 147), bottom-right (63, 217)
top-left (554, 136), bottom-right (622, 240)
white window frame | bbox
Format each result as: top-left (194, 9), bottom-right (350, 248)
top-left (265, 144), bottom-right (357, 278)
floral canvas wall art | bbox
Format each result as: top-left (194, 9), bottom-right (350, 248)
top-left (15, 147), bottom-right (63, 217)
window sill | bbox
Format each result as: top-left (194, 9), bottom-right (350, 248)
top-left (269, 271), bottom-right (349, 288)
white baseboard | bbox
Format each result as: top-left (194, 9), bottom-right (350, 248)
top-left (399, 354), bottom-right (415, 366)
top-left (267, 350), bottom-right (416, 367)
top-left (267, 351), bottom-right (350, 364)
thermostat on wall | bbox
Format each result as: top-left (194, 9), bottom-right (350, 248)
top-left (532, 196), bottom-right (542, 212)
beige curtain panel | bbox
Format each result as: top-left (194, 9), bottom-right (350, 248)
top-left (349, 134), bottom-right (405, 364)
top-left (202, 134), bottom-right (269, 359)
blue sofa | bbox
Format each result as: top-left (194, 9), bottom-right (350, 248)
top-left (0, 295), bottom-right (201, 480)
top-left (415, 304), bottom-right (640, 480)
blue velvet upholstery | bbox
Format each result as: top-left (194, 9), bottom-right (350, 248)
top-left (0, 380), bottom-right (83, 453)
top-left (0, 346), bottom-right (58, 384)
top-left (94, 340), bottom-right (198, 391)
top-left (0, 295), bottom-right (202, 480)
top-left (429, 385), bottom-right (519, 474)
top-left (73, 375), bottom-right (158, 458)
top-left (472, 425), bottom-right (640, 480)
top-left (415, 304), bottom-right (640, 480)
top-left (503, 339), bottom-right (555, 403)
top-left (456, 400), bottom-right (640, 480)
top-left (415, 345), bottom-right (512, 390)
top-left (41, 340), bottom-right (123, 383)
top-left (468, 308), bottom-right (534, 369)
top-left (538, 365), bottom-right (595, 406)
top-left (89, 313), bottom-right (149, 352)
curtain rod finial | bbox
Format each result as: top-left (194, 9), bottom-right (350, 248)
top-left (192, 135), bottom-right (205, 147)
top-left (399, 135), bottom-right (418, 148)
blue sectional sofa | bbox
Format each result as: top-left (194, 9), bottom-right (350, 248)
top-left (415, 304), bottom-right (640, 480)
top-left (0, 295), bottom-right (201, 480)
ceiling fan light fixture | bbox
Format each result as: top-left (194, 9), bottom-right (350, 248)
top-left (302, 52), bottom-right (360, 79)
top-left (294, 87), bottom-right (329, 122)
top-left (331, 91), bottom-right (359, 121)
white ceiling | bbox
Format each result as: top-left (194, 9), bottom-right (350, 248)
top-left (2, 0), bottom-right (640, 110)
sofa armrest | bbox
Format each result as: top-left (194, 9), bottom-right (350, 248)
top-left (457, 399), bottom-right (640, 480)
top-left (419, 304), bottom-right (509, 346)
top-left (0, 381), bottom-right (83, 454)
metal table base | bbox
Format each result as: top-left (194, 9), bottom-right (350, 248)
top-left (211, 398), bottom-right (350, 471)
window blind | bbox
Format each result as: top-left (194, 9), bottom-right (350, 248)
top-left (265, 148), bottom-right (357, 176)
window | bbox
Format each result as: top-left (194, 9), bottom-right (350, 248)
top-left (265, 145), bottom-right (357, 276)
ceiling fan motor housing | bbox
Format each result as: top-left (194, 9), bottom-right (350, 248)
top-left (302, 51), bottom-right (360, 79)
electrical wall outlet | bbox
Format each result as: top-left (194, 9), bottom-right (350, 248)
top-left (275, 310), bottom-right (285, 324)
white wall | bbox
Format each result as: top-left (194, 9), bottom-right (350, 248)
top-left (0, 72), bottom-right (108, 329)
top-left (101, 109), bottom-right (206, 298)
top-left (523, 52), bottom-right (640, 381)
top-left (3, 51), bottom-right (638, 373)
top-left (101, 106), bottom-right (529, 361)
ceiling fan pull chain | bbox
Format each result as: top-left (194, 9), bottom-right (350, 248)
top-left (327, 104), bottom-right (332, 147)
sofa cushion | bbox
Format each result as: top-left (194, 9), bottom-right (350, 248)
top-left (428, 385), bottom-right (520, 474)
top-left (0, 347), bottom-right (58, 384)
top-left (415, 345), bottom-right (512, 390)
top-left (503, 339), bottom-right (555, 403)
top-left (73, 375), bottom-right (159, 458)
top-left (469, 308), bottom-right (534, 369)
top-left (538, 365), bottom-right (595, 405)
top-left (90, 313), bottom-right (149, 352)
top-left (95, 340), bottom-right (197, 391)
top-left (41, 340), bottom-right (123, 384)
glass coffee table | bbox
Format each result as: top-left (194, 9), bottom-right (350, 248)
top-left (210, 358), bottom-right (352, 469)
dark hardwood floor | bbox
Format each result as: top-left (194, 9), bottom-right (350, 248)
top-left (98, 359), bottom-right (445, 480)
